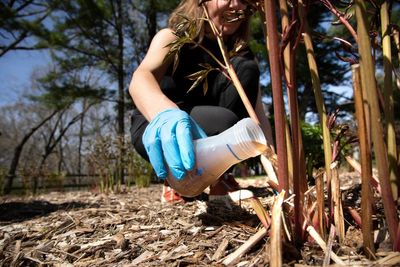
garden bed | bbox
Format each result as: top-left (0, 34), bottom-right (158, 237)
top-left (0, 175), bottom-right (399, 266)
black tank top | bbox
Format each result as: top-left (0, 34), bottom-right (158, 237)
top-left (160, 37), bottom-right (254, 112)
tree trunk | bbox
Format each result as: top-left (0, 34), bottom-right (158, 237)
top-left (4, 110), bottom-right (58, 194)
top-left (117, 0), bottom-right (125, 184)
top-left (34, 105), bottom-right (93, 193)
top-left (77, 98), bottom-right (87, 184)
top-left (146, 0), bottom-right (157, 45)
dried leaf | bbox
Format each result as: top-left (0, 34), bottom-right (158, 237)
top-left (185, 63), bottom-right (215, 95)
top-left (229, 40), bottom-right (249, 59)
top-left (250, 197), bottom-right (271, 229)
top-left (203, 76), bottom-right (208, 95)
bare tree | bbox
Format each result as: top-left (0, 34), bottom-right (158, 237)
top-left (4, 108), bottom-right (58, 193)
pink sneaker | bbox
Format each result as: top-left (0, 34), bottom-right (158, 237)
top-left (161, 184), bottom-right (184, 204)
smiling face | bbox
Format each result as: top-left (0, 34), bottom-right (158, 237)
top-left (205, 0), bottom-right (248, 37)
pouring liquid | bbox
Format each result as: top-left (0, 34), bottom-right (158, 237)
top-left (166, 118), bottom-right (267, 197)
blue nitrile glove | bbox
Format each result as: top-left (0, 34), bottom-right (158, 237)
top-left (142, 108), bottom-right (207, 180)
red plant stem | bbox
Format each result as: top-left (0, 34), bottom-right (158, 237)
top-left (395, 223), bottom-right (400, 251)
top-left (263, 1), bottom-right (289, 196)
top-left (266, 179), bottom-right (280, 192)
top-left (319, 0), bottom-right (358, 42)
top-left (347, 206), bottom-right (362, 228)
top-left (280, 0), bottom-right (306, 243)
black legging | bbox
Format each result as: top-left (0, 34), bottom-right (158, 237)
top-left (130, 56), bottom-right (260, 161)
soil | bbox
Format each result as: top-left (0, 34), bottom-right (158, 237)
top-left (0, 174), bottom-right (399, 266)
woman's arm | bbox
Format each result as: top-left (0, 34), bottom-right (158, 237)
top-left (129, 29), bottom-right (207, 180)
top-left (129, 28), bottom-right (178, 121)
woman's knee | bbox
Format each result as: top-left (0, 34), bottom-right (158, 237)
top-left (190, 106), bottom-right (239, 136)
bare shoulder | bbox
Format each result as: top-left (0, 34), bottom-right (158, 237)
top-left (137, 28), bottom-right (177, 75)
top-left (149, 28), bottom-right (177, 49)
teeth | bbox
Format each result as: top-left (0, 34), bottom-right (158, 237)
top-left (223, 10), bottom-right (246, 23)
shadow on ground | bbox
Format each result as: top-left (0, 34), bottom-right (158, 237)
top-left (196, 186), bottom-right (272, 226)
top-left (197, 199), bottom-right (260, 226)
top-left (0, 200), bottom-right (98, 224)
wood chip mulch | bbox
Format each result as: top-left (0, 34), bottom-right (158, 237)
top-left (0, 177), bottom-right (399, 266)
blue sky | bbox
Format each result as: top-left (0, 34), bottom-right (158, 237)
top-left (0, 50), bottom-right (51, 106)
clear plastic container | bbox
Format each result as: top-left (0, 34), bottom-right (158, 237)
top-left (166, 118), bottom-right (267, 197)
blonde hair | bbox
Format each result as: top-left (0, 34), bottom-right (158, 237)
top-left (168, 0), bottom-right (251, 45)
